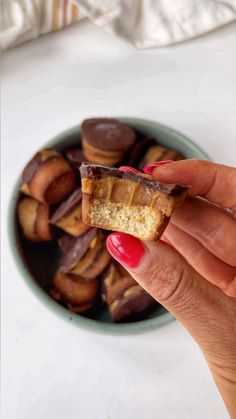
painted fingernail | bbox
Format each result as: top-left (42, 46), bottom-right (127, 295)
top-left (143, 161), bottom-right (173, 175)
top-left (106, 233), bottom-right (145, 268)
top-left (119, 166), bottom-right (140, 174)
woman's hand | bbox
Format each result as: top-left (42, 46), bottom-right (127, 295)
top-left (106, 160), bottom-right (236, 418)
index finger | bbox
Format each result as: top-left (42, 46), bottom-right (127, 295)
top-left (145, 160), bottom-right (236, 215)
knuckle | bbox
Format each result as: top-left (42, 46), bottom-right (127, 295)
top-left (144, 260), bottom-right (190, 305)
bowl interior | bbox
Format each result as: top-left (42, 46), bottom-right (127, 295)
top-left (9, 118), bottom-right (209, 334)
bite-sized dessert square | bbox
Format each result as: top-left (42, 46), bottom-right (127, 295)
top-left (80, 162), bottom-right (187, 241)
top-left (59, 228), bottom-right (111, 279)
top-left (49, 271), bottom-right (98, 313)
top-left (102, 263), bottom-right (156, 322)
top-left (65, 147), bottom-right (85, 175)
top-left (18, 197), bottom-right (52, 242)
top-left (81, 118), bottom-right (136, 165)
top-left (21, 149), bottom-right (76, 205)
top-left (50, 188), bottom-right (90, 237)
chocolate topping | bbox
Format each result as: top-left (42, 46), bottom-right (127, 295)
top-left (65, 148), bottom-right (85, 166)
top-left (112, 291), bottom-right (155, 322)
top-left (50, 188), bottom-right (82, 223)
top-left (58, 234), bottom-right (79, 253)
top-left (128, 137), bottom-right (156, 167)
top-left (22, 152), bottom-right (41, 183)
top-left (22, 149), bottom-right (61, 184)
top-left (81, 118), bottom-right (136, 151)
top-left (80, 162), bottom-right (186, 196)
top-left (59, 228), bottom-right (97, 272)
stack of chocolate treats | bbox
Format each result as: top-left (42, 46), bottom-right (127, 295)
top-left (17, 118), bottom-right (184, 322)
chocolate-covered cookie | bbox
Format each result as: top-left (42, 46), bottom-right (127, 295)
top-left (81, 118), bottom-right (136, 165)
top-left (102, 263), bottom-right (156, 322)
top-left (49, 271), bottom-right (98, 313)
top-left (80, 162), bottom-right (187, 241)
top-left (50, 188), bottom-right (90, 237)
top-left (21, 149), bottom-right (76, 205)
top-left (18, 197), bottom-right (52, 242)
top-left (59, 228), bottom-right (111, 279)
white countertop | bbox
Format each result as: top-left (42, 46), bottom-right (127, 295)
top-left (2, 19), bottom-right (236, 419)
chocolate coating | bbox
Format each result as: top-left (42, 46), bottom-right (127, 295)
top-left (50, 188), bottom-right (82, 223)
top-left (80, 162), bottom-right (186, 196)
top-left (112, 291), bottom-right (155, 322)
top-left (22, 149), bottom-right (61, 184)
top-left (128, 137), bottom-right (156, 167)
top-left (65, 148), bottom-right (85, 167)
top-left (58, 234), bottom-right (79, 253)
top-left (22, 152), bottom-right (41, 183)
top-left (59, 228), bottom-right (97, 272)
top-left (81, 118), bottom-right (136, 151)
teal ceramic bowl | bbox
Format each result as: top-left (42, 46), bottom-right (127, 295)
top-left (9, 118), bottom-right (209, 334)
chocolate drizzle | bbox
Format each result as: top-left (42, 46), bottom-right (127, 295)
top-left (80, 162), bottom-right (186, 196)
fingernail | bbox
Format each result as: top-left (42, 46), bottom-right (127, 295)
top-left (143, 161), bottom-right (173, 175)
top-left (119, 166), bottom-right (140, 174)
top-left (106, 233), bottom-right (145, 268)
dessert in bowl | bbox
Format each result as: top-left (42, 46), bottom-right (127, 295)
top-left (9, 117), bottom-right (208, 334)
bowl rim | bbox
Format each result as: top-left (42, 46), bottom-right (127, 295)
top-left (8, 117), bottom-right (209, 335)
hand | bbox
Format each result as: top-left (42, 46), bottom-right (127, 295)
top-left (106, 160), bottom-right (236, 418)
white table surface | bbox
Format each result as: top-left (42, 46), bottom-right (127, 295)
top-left (2, 19), bottom-right (236, 419)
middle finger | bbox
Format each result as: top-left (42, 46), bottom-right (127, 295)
top-left (162, 222), bottom-right (236, 292)
top-left (171, 197), bottom-right (236, 266)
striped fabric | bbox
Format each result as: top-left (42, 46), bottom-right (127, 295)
top-left (1, 0), bottom-right (236, 51)
top-left (51, 0), bottom-right (79, 32)
top-left (0, 0), bottom-right (85, 50)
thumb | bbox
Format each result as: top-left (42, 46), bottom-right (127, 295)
top-left (107, 232), bottom-right (236, 418)
top-left (106, 233), bottom-right (235, 357)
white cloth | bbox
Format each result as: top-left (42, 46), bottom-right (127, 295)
top-left (1, 0), bottom-right (236, 50)
top-left (78, 0), bottom-right (236, 48)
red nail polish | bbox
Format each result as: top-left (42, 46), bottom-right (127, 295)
top-left (143, 161), bottom-right (173, 175)
top-left (106, 233), bottom-right (145, 268)
top-left (119, 166), bottom-right (140, 174)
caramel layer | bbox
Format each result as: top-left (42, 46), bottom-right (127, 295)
top-left (80, 162), bottom-right (186, 196)
top-left (81, 177), bottom-right (185, 216)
